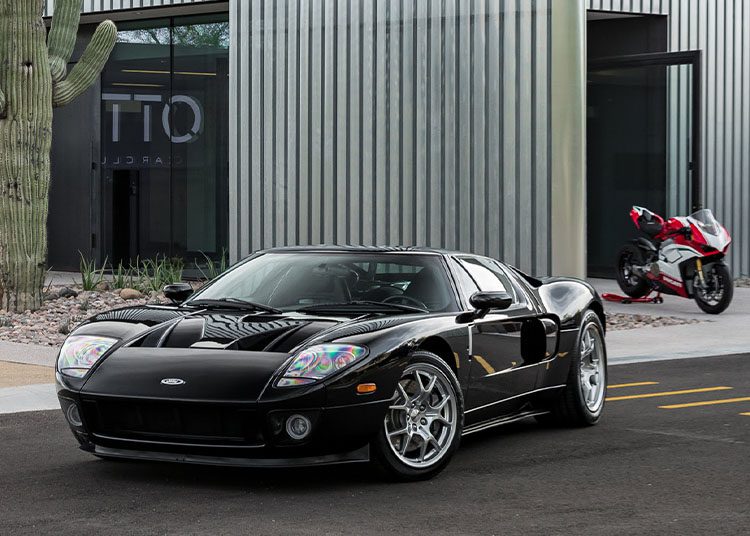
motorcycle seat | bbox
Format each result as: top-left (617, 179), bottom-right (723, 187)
top-left (637, 208), bottom-right (664, 237)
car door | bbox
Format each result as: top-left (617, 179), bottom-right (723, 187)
top-left (452, 256), bottom-right (541, 422)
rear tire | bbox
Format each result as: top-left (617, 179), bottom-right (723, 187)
top-left (372, 351), bottom-right (463, 481)
top-left (694, 263), bottom-right (733, 314)
top-left (616, 244), bottom-right (650, 298)
top-left (542, 311), bottom-right (607, 427)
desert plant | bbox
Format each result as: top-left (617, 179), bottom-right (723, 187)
top-left (195, 249), bottom-right (228, 281)
top-left (79, 253), bottom-right (107, 291)
top-left (112, 261), bottom-right (131, 290)
top-left (0, 1), bottom-right (116, 312)
top-left (139, 255), bottom-right (184, 293)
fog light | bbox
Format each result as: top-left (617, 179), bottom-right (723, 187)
top-left (66, 403), bottom-right (83, 427)
top-left (285, 414), bottom-right (312, 440)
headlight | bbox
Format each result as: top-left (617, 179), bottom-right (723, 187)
top-left (57, 335), bottom-right (118, 378)
top-left (276, 344), bottom-right (368, 387)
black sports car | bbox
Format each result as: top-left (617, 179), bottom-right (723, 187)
top-left (56, 246), bottom-right (607, 480)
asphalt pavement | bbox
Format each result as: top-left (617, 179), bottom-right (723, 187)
top-left (1, 354), bottom-right (748, 536)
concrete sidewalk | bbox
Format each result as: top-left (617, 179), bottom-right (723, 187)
top-left (590, 278), bottom-right (750, 364)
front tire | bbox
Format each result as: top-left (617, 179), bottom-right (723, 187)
top-left (372, 351), bottom-right (463, 481)
top-left (616, 244), bottom-right (650, 298)
top-left (694, 263), bottom-right (733, 314)
top-left (544, 310), bottom-right (607, 427)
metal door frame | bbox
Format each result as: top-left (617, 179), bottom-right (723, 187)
top-left (588, 50), bottom-right (703, 212)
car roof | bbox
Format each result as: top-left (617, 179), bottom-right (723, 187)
top-left (256, 245), bottom-right (474, 257)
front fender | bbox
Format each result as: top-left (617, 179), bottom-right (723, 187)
top-left (323, 315), bottom-right (471, 408)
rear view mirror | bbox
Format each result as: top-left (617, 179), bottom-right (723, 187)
top-left (164, 283), bottom-right (194, 304)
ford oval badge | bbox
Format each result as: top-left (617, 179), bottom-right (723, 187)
top-left (161, 378), bottom-right (186, 386)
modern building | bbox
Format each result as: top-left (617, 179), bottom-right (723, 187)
top-left (47, 0), bottom-right (750, 279)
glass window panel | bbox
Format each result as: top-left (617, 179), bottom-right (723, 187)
top-left (99, 14), bottom-right (229, 266)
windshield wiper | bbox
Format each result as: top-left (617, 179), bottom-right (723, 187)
top-left (185, 298), bottom-right (282, 314)
top-left (296, 300), bottom-right (428, 314)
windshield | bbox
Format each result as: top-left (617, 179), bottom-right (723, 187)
top-left (187, 252), bottom-right (458, 313)
top-left (689, 209), bottom-right (721, 236)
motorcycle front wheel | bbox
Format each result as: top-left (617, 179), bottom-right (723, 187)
top-left (694, 263), bottom-right (734, 314)
top-left (615, 244), bottom-right (650, 298)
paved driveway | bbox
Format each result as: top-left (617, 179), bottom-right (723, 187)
top-left (2, 354), bottom-right (748, 535)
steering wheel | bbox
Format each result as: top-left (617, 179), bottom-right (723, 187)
top-left (383, 294), bottom-right (428, 310)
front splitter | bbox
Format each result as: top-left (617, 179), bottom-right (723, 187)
top-left (93, 444), bottom-right (370, 468)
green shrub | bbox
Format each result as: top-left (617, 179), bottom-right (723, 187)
top-left (138, 255), bottom-right (184, 293)
top-left (79, 253), bottom-right (107, 291)
top-left (195, 249), bottom-right (228, 281)
top-left (112, 262), bottom-right (131, 290)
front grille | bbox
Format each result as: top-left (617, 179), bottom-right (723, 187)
top-left (81, 398), bottom-right (264, 447)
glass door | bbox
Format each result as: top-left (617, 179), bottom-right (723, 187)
top-left (99, 14), bottom-right (229, 267)
top-left (586, 52), bottom-right (701, 277)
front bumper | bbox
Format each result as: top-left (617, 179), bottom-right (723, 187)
top-left (57, 384), bottom-right (390, 467)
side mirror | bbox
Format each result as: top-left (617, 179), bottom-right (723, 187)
top-left (469, 291), bottom-right (513, 312)
top-left (457, 291), bottom-right (513, 323)
top-left (164, 283), bottom-right (194, 304)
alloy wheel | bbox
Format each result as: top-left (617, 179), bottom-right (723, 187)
top-left (384, 363), bottom-right (458, 469)
top-left (579, 324), bottom-right (606, 412)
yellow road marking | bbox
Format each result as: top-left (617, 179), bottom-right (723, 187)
top-left (606, 386), bottom-right (732, 402)
top-left (473, 355), bottom-right (495, 375)
top-left (607, 381), bottom-right (660, 389)
top-left (659, 397), bottom-right (750, 409)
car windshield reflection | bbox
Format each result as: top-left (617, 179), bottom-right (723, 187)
top-left (186, 252), bottom-right (458, 313)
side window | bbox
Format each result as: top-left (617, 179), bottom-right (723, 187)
top-left (449, 258), bottom-right (479, 305)
top-left (457, 257), bottom-right (517, 301)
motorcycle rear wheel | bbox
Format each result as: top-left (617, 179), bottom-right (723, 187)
top-left (694, 263), bottom-right (733, 314)
top-left (615, 244), bottom-right (650, 298)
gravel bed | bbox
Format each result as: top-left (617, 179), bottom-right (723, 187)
top-left (735, 277), bottom-right (750, 288)
top-left (0, 285), bottom-right (166, 347)
top-left (606, 312), bottom-right (704, 331)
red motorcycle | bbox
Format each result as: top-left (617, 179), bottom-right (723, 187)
top-left (615, 206), bottom-right (734, 314)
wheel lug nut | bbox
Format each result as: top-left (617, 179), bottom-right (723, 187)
top-left (421, 418), bottom-right (427, 425)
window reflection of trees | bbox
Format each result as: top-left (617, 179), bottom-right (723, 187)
top-left (118, 23), bottom-right (230, 49)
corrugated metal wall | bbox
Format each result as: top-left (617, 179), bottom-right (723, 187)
top-left (228, 0), bottom-right (553, 275)
top-left (588, 0), bottom-right (750, 276)
top-left (43, 0), bottom-right (212, 17)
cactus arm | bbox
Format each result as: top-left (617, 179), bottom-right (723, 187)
top-left (52, 20), bottom-right (117, 108)
top-left (48, 0), bottom-right (83, 84)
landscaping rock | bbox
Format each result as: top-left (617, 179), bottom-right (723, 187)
top-left (96, 281), bottom-right (111, 292)
top-left (120, 288), bottom-right (143, 300)
top-left (606, 312), bottom-right (703, 331)
top-left (58, 287), bottom-right (78, 299)
top-left (0, 285), bottom-right (166, 346)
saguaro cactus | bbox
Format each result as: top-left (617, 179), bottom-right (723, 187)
top-left (0, 0), bottom-right (116, 312)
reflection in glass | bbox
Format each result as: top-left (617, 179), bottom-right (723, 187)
top-left (100, 14), bottom-right (229, 267)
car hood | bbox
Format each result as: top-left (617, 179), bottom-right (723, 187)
top-left (81, 306), bottom-right (344, 353)
top-left (75, 306), bottom-right (417, 400)
top-left (81, 347), bottom-right (294, 402)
